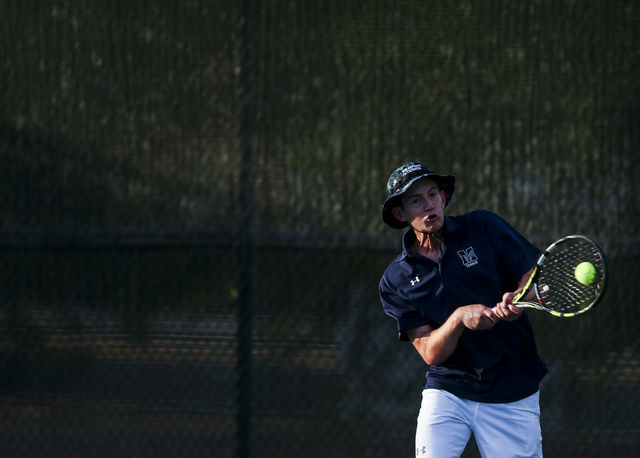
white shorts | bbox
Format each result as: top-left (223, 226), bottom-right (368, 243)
top-left (415, 389), bottom-right (542, 458)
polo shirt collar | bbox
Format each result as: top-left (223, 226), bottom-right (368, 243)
top-left (398, 215), bottom-right (461, 261)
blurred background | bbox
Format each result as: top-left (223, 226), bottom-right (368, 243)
top-left (1, 1), bottom-right (638, 456)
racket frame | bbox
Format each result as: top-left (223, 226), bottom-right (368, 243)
top-left (511, 235), bottom-right (608, 318)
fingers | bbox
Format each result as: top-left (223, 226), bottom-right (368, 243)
top-left (493, 301), bottom-right (524, 321)
top-left (460, 304), bottom-right (499, 330)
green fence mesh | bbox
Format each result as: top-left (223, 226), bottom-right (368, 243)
top-left (1, 1), bottom-right (638, 457)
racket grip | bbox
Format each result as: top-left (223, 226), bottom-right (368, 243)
top-left (491, 303), bottom-right (522, 313)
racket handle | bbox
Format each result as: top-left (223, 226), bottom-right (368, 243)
top-left (491, 303), bottom-right (522, 313)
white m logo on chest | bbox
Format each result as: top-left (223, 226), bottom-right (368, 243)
top-left (457, 247), bottom-right (478, 267)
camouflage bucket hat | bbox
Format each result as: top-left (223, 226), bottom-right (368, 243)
top-left (381, 162), bottom-right (455, 229)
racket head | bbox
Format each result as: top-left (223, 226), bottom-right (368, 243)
top-left (514, 235), bottom-right (608, 317)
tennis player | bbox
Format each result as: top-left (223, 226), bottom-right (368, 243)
top-left (379, 162), bottom-right (548, 458)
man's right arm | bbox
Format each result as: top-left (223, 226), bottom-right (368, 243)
top-left (406, 304), bottom-right (498, 366)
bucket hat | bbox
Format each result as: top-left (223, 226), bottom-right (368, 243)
top-left (381, 162), bottom-right (455, 229)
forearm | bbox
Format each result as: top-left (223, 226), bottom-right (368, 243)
top-left (514, 269), bottom-right (537, 301)
top-left (408, 304), bottom-right (499, 365)
top-left (408, 311), bottom-right (466, 366)
top-left (514, 269), bottom-right (536, 302)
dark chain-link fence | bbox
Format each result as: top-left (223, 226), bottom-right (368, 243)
top-left (1, 1), bottom-right (639, 457)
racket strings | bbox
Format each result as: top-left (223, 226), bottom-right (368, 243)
top-left (536, 238), bottom-right (607, 314)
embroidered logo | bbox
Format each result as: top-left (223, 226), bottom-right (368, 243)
top-left (410, 276), bottom-right (420, 286)
top-left (457, 247), bottom-right (478, 267)
top-left (401, 164), bottom-right (423, 175)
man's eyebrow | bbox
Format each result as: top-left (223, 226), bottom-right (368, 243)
top-left (406, 186), bottom-right (439, 198)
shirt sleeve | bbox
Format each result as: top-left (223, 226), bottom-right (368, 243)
top-left (379, 273), bottom-right (431, 341)
top-left (479, 211), bottom-right (540, 281)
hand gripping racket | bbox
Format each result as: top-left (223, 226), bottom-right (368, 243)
top-left (509, 235), bottom-right (609, 317)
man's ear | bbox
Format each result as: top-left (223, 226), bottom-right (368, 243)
top-left (440, 190), bottom-right (447, 206)
top-left (391, 206), bottom-right (407, 223)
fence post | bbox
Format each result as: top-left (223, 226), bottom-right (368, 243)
top-left (236, 0), bottom-right (258, 457)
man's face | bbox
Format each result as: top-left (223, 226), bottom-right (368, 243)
top-left (392, 178), bottom-right (447, 234)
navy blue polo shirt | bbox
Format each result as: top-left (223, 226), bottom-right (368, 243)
top-left (379, 210), bottom-right (548, 403)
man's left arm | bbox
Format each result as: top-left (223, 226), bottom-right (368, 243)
top-left (493, 268), bottom-right (535, 321)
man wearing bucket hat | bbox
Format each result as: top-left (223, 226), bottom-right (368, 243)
top-left (379, 162), bottom-right (548, 457)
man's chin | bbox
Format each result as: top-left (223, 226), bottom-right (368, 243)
top-left (413, 223), bottom-right (442, 235)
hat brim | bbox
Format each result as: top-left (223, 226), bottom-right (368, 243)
top-left (381, 174), bottom-right (455, 229)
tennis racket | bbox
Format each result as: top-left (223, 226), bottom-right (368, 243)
top-left (509, 235), bottom-right (608, 317)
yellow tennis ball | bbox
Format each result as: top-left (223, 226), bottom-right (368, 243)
top-left (574, 262), bottom-right (596, 285)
